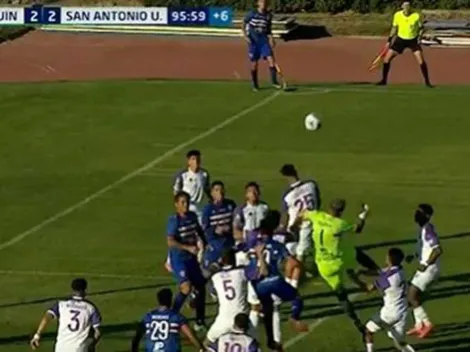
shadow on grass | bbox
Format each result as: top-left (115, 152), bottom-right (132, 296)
top-left (360, 231), bottom-right (470, 251)
top-left (0, 282), bottom-right (171, 309)
top-left (282, 24), bottom-right (331, 41)
top-left (299, 272), bottom-right (470, 321)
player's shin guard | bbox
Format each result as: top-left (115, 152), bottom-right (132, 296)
top-left (249, 309), bottom-right (260, 328)
top-left (273, 307), bottom-right (282, 343)
top-left (250, 69), bottom-right (259, 89)
top-left (269, 66), bottom-right (279, 85)
top-left (195, 285), bottom-right (206, 325)
top-left (173, 292), bottom-right (188, 312)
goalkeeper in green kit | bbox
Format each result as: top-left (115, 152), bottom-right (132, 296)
top-left (300, 199), bottom-right (380, 334)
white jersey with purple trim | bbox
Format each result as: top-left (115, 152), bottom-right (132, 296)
top-left (207, 266), bottom-right (251, 342)
top-left (417, 223), bottom-right (440, 267)
top-left (233, 202), bottom-right (269, 241)
top-left (375, 266), bottom-right (408, 315)
top-left (281, 180), bottom-right (320, 229)
top-left (48, 296), bottom-right (101, 352)
top-left (173, 168), bottom-right (210, 220)
top-left (212, 266), bottom-right (249, 317)
top-left (208, 330), bottom-right (260, 352)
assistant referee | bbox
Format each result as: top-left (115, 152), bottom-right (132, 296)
top-left (378, 1), bottom-right (432, 87)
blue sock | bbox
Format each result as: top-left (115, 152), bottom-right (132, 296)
top-left (173, 291), bottom-right (188, 312)
top-left (291, 296), bottom-right (303, 320)
top-left (269, 66), bottom-right (278, 85)
top-left (195, 285), bottom-right (206, 325)
top-left (250, 69), bottom-right (259, 88)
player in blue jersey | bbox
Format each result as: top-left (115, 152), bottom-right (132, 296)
top-left (202, 180), bottom-right (237, 273)
top-left (131, 288), bottom-right (204, 352)
top-left (242, 0), bottom-right (280, 91)
top-left (245, 210), bottom-right (308, 350)
top-left (167, 191), bottom-right (207, 329)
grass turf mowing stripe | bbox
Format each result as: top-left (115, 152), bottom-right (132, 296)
top-left (0, 91), bottom-right (280, 252)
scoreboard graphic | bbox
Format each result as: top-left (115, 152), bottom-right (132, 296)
top-left (0, 6), bottom-right (233, 26)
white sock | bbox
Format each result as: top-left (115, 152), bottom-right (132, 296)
top-left (249, 310), bottom-right (259, 328)
top-left (413, 306), bottom-right (430, 325)
top-left (366, 342), bottom-right (374, 352)
top-left (273, 308), bottom-right (282, 343)
top-left (403, 344), bottom-right (416, 352)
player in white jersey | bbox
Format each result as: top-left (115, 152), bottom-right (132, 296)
top-left (173, 149), bottom-right (210, 224)
top-left (30, 278), bottom-right (101, 352)
top-left (206, 249), bottom-right (255, 344)
top-left (233, 182), bottom-right (269, 245)
top-left (232, 181), bottom-right (269, 329)
top-left (406, 204), bottom-right (442, 339)
top-left (279, 164), bottom-right (320, 264)
top-left (168, 149), bottom-right (210, 272)
top-left (363, 248), bottom-right (415, 352)
top-left (207, 313), bottom-right (260, 352)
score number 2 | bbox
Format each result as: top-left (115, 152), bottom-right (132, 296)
top-left (26, 8), bottom-right (58, 24)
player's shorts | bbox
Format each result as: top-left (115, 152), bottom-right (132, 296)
top-left (390, 37), bottom-right (421, 54)
top-left (255, 276), bottom-right (297, 303)
top-left (317, 260), bottom-right (344, 291)
top-left (366, 308), bottom-right (408, 338)
top-left (410, 264), bottom-right (439, 292)
top-left (248, 41), bottom-right (273, 62)
top-left (170, 256), bottom-right (205, 286)
top-left (207, 311), bottom-right (255, 342)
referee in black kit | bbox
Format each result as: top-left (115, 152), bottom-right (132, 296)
top-left (378, 1), bottom-right (433, 87)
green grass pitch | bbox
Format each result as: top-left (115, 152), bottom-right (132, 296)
top-left (0, 81), bottom-right (469, 352)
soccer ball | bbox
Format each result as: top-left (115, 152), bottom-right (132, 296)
top-left (304, 113), bottom-right (321, 131)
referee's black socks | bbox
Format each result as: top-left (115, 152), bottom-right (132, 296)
top-left (420, 62), bottom-right (431, 86)
top-left (381, 62), bottom-right (391, 84)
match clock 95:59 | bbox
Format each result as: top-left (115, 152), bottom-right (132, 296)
top-left (168, 8), bottom-right (209, 26)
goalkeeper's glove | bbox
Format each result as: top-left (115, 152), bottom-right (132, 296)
top-left (358, 204), bottom-right (369, 220)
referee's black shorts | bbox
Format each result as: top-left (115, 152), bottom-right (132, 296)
top-left (390, 37), bottom-right (421, 54)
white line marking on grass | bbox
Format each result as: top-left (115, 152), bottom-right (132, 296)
top-left (284, 292), bottom-right (362, 349)
top-left (0, 269), bottom-right (169, 281)
top-left (0, 92), bottom-right (280, 252)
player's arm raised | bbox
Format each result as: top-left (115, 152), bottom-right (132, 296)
top-left (354, 204), bottom-right (369, 234)
top-left (130, 321), bottom-right (145, 352)
top-left (30, 308), bottom-right (56, 350)
top-left (255, 243), bottom-right (269, 277)
top-left (181, 323), bottom-right (204, 351)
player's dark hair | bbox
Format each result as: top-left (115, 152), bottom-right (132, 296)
top-left (211, 180), bottom-right (225, 189)
top-left (418, 203), bottom-right (434, 217)
top-left (260, 210), bottom-right (281, 234)
top-left (186, 149), bottom-right (201, 159)
top-left (388, 247), bottom-right (405, 266)
top-left (234, 313), bottom-right (250, 331)
top-left (280, 164), bottom-right (298, 178)
top-left (174, 191), bottom-right (190, 203)
top-left (330, 198), bottom-right (346, 213)
top-left (244, 181), bottom-right (260, 194)
top-left (157, 288), bottom-right (173, 307)
top-left (71, 278), bottom-right (87, 292)
top-left (220, 248), bottom-right (236, 265)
